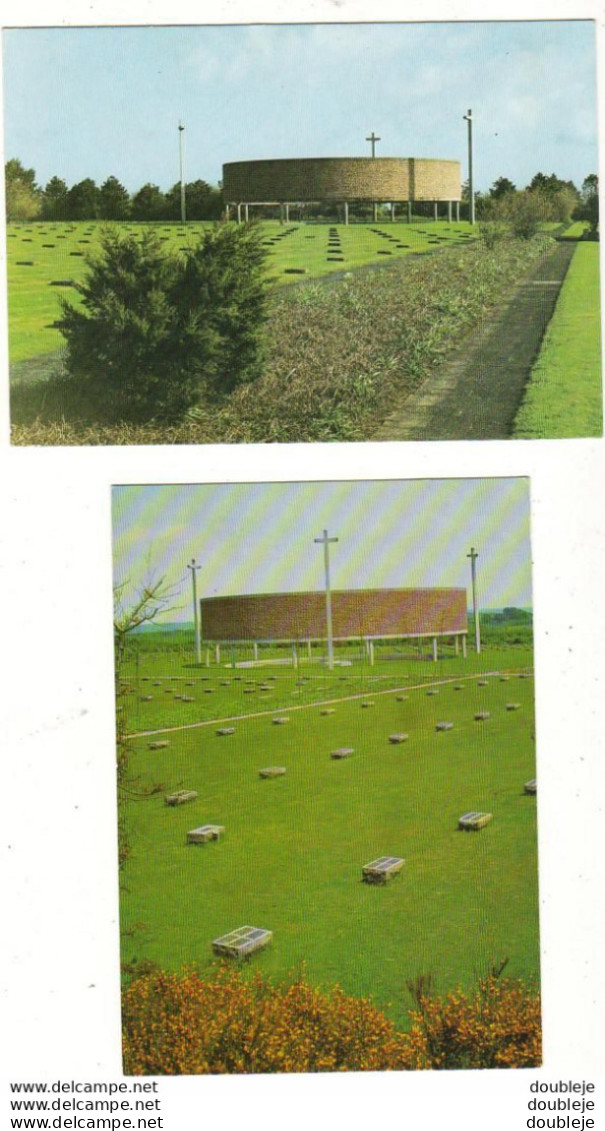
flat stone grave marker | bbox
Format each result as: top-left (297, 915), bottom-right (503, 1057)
top-left (272, 717), bottom-right (289, 724)
top-left (426, 689), bottom-right (439, 696)
top-left (320, 708), bottom-right (336, 715)
top-left (474, 711), bottom-right (491, 721)
top-left (331, 747), bottom-right (354, 759)
top-left (187, 824), bottom-right (225, 845)
top-left (388, 733), bottom-right (408, 744)
top-left (362, 856), bottom-right (405, 884)
top-left (506, 703), bottom-right (521, 711)
top-left (361, 701), bottom-right (375, 708)
top-left (216, 727), bottom-right (235, 736)
top-left (454, 685), bottom-right (464, 690)
top-left (140, 695), bottom-right (153, 701)
top-left (524, 779), bottom-right (537, 794)
top-left (212, 925), bottom-right (273, 959)
top-left (396, 695), bottom-right (408, 702)
top-left (165, 789), bottom-right (198, 806)
top-left (181, 696), bottom-right (195, 702)
top-left (458, 811), bottom-right (492, 831)
top-left (149, 740), bottom-right (169, 749)
top-left (259, 766), bottom-right (286, 778)
top-left (500, 676), bottom-right (510, 682)
top-left (436, 721), bottom-right (453, 731)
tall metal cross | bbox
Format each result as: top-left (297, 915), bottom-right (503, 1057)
top-left (314, 529), bottom-right (339, 670)
top-left (466, 546), bottom-right (481, 654)
top-left (366, 131), bottom-right (381, 157)
top-left (187, 558), bottom-right (202, 664)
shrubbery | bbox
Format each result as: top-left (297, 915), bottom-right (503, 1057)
top-left (59, 223), bottom-right (267, 421)
top-left (12, 233), bottom-right (550, 443)
top-left (121, 964), bottom-right (541, 1074)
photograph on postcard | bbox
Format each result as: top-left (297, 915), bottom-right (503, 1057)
top-left (112, 478), bottom-right (540, 1074)
top-left (4, 20), bottom-right (601, 446)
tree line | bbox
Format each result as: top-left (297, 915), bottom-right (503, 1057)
top-left (474, 171), bottom-right (599, 232)
top-left (5, 156), bottom-right (599, 228)
top-left (4, 158), bottom-right (223, 222)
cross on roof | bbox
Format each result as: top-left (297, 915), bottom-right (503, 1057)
top-left (366, 131), bottom-right (381, 157)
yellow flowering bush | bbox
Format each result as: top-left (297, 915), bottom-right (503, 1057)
top-left (403, 971), bottom-right (542, 1070)
top-left (122, 964), bottom-right (541, 1075)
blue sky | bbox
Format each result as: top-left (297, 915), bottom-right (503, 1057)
top-left (2, 21), bottom-right (598, 194)
top-left (112, 478), bottom-right (533, 624)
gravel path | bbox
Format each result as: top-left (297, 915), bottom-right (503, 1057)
top-left (372, 240), bottom-right (576, 441)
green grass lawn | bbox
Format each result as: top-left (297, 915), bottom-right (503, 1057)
top-left (7, 219), bottom-right (477, 365)
top-left (513, 241), bottom-right (603, 438)
top-left (119, 644), bottom-right (538, 1029)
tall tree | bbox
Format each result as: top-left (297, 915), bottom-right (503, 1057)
top-left (99, 175), bottom-right (131, 220)
top-left (131, 182), bottom-right (166, 221)
top-left (489, 176), bottom-right (516, 199)
top-left (577, 173), bottom-right (599, 231)
top-left (67, 177), bottom-right (100, 220)
top-left (528, 172), bottom-right (578, 198)
top-left (41, 176), bottom-right (69, 220)
top-left (165, 180), bottom-right (223, 221)
top-left (4, 158), bottom-right (41, 220)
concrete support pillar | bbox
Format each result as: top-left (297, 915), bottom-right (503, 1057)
top-left (279, 204), bottom-right (284, 225)
top-left (391, 203), bottom-right (396, 222)
top-left (448, 200), bottom-right (452, 223)
top-left (373, 202), bottom-right (378, 223)
top-left (455, 635), bottom-right (460, 656)
top-left (292, 644), bottom-right (298, 669)
top-left (432, 637), bottom-right (438, 662)
top-left (456, 201), bottom-right (460, 222)
top-left (462, 636), bottom-right (467, 658)
top-left (205, 647), bottom-right (211, 668)
top-left (307, 639), bottom-right (312, 660)
top-left (253, 642), bottom-right (258, 661)
top-left (343, 200), bottom-right (349, 226)
top-left (285, 203), bottom-right (290, 223)
top-left (215, 643), bottom-right (221, 664)
top-left (244, 203), bottom-right (249, 222)
top-left (407, 200), bottom-right (412, 223)
top-left (225, 204), bottom-right (230, 221)
top-left (434, 201), bottom-right (438, 222)
top-left (236, 204), bottom-right (242, 224)
top-left (369, 640), bottom-right (375, 666)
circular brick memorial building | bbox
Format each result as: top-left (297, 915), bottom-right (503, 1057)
top-left (201, 587), bottom-right (468, 663)
top-left (222, 156), bottom-right (462, 223)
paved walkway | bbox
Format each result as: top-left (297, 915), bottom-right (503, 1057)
top-left (372, 241), bottom-right (576, 441)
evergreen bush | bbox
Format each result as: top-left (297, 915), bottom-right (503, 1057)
top-left (59, 223), bottom-right (267, 421)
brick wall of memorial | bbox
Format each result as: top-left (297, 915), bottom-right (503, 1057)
top-left (201, 588), bottom-right (468, 641)
top-left (222, 157), bottom-right (461, 203)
